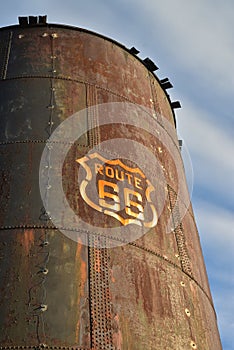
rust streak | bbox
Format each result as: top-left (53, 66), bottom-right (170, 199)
top-left (20, 229), bottom-right (34, 255)
top-left (110, 269), bottom-right (116, 283)
top-left (75, 239), bottom-right (87, 343)
top-left (112, 314), bottom-right (123, 350)
top-left (75, 239), bottom-right (87, 296)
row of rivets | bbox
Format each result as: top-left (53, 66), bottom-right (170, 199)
top-left (18, 33), bottom-right (58, 39)
top-left (179, 279), bottom-right (197, 349)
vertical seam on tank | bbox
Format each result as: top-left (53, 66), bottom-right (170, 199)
top-left (148, 71), bottom-right (158, 119)
top-left (85, 84), bottom-right (90, 145)
top-left (167, 184), bottom-right (193, 277)
top-left (86, 85), bottom-right (113, 348)
top-left (35, 32), bottom-right (57, 345)
top-left (2, 31), bottom-right (13, 80)
top-left (86, 85), bottom-right (100, 148)
top-left (88, 236), bottom-right (114, 349)
top-left (87, 242), bottom-right (94, 349)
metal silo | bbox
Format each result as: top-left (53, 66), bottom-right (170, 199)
top-left (0, 16), bottom-right (222, 350)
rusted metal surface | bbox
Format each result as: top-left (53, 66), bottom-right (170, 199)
top-left (0, 20), bottom-right (222, 350)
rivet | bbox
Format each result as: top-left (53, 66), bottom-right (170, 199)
top-left (48, 121), bottom-right (54, 125)
top-left (18, 34), bottom-right (24, 39)
top-left (51, 33), bottom-right (58, 38)
top-left (190, 341), bottom-right (197, 349)
top-left (180, 281), bottom-right (185, 287)
top-left (158, 146), bottom-right (162, 153)
top-left (185, 308), bottom-right (191, 317)
top-left (46, 185), bottom-right (51, 189)
top-left (42, 33), bottom-right (48, 37)
top-left (41, 268), bottom-right (49, 275)
top-left (47, 105), bottom-right (55, 109)
top-left (41, 240), bottom-right (49, 247)
top-left (39, 304), bottom-right (48, 312)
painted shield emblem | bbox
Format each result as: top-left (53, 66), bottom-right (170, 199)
top-left (76, 152), bottom-right (158, 228)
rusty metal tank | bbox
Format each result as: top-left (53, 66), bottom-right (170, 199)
top-left (0, 16), bottom-right (222, 350)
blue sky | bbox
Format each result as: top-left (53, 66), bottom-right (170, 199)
top-left (1, 1), bottom-right (233, 348)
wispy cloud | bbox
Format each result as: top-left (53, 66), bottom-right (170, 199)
top-left (125, 0), bottom-right (234, 97)
top-left (177, 99), bottom-right (234, 206)
top-left (193, 200), bottom-right (234, 257)
top-left (193, 199), bottom-right (234, 349)
top-left (214, 287), bottom-right (234, 350)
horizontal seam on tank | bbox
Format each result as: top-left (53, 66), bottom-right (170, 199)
top-left (130, 241), bottom-right (216, 315)
top-left (0, 75), bottom-right (181, 154)
top-left (0, 224), bottom-right (215, 313)
top-left (0, 139), bottom-right (91, 146)
top-left (0, 140), bottom-right (195, 219)
top-left (0, 345), bottom-right (93, 349)
top-left (0, 151), bottom-right (194, 221)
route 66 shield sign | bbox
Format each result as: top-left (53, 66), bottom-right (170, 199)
top-left (76, 152), bottom-right (158, 228)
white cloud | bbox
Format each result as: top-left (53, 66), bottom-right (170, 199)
top-left (192, 199), bottom-right (234, 348)
top-left (193, 200), bottom-right (234, 251)
top-left (177, 98), bottom-right (234, 202)
top-left (214, 288), bottom-right (234, 350)
top-left (123, 0), bottom-right (234, 96)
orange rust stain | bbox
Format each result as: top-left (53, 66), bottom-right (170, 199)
top-left (110, 269), bottom-right (116, 283)
top-left (75, 239), bottom-right (87, 343)
top-left (75, 240), bottom-right (87, 296)
top-left (75, 319), bottom-right (80, 345)
top-left (112, 314), bottom-right (123, 350)
top-left (80, 261), bottom-right (87, 297)
top-left (19, 229), bottom-right (34, 255)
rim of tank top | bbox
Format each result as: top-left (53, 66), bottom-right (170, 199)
top-left (0, 22), bottom-right (178, 128)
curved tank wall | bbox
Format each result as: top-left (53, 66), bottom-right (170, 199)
top-left (0, 21), bottom-right (222, 350)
